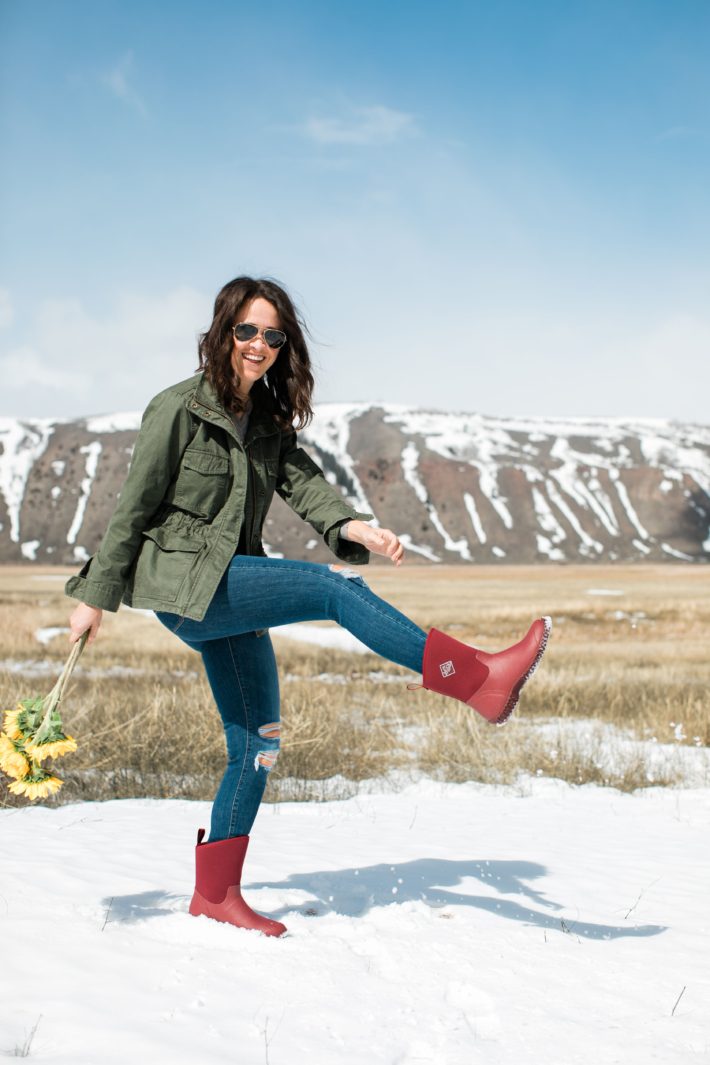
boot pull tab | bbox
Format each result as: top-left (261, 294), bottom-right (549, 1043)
top-left (196, 827), bottom-right (207, 845)
top-left (406, 682), bottom-right (424, 691)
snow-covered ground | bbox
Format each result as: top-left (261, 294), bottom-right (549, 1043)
top-left (2, 779), bottom-right (708, 1064)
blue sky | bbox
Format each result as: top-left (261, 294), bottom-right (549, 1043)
top-left (1, 0), bottom-right (709, 420)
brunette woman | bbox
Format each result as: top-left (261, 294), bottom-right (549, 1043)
top-left (66, 276), bottom-right (550, 937)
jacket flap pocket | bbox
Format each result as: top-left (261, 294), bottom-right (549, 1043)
top-left (181, 449), bottom-right (230, 476)
top-left (143, 527), bottom-right (203, 552)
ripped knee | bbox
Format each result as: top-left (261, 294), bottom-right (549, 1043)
top-left (255, 749), bottom-right (279, 771)
top-left (328, 563), bottom-right (367, 586)
top-left (255, 722), bottom-right (280, 771)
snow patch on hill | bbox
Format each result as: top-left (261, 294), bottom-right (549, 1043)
top-left (0, 418), bottom-right (55, 541)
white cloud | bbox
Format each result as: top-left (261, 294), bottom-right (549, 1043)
top-left (0, 289), bottom-right (12, 328)
top-left (473, 310), bottom-right (710, 420)
top-left (2, 346), bottom-right (85, 393)
top-left (301, 105), bottom-right (417, 146)
top-left (101, 51), bottom-right (147, 117)
top-left (0, 286), bottom-right (211, 417)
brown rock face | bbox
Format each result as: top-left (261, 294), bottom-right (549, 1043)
top-left (1, 405), bottom-right (708, 565)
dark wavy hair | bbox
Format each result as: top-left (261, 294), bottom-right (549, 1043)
top-left (197, 276), bottom-right (315, 430)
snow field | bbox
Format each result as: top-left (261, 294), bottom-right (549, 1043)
top-left (1, 779), bottom-right (709, 1064)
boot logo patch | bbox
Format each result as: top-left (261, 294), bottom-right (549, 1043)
top-left (439, 659), bottom-right (455, 678)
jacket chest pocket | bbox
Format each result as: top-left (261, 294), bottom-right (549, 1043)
top-left (170, 448), bottom-right (231, 518)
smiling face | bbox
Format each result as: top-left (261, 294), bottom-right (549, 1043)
top-left (231, 297), bottom-right (283, 396)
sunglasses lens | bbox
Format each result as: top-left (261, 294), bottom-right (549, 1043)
top-left (233, 323), bottom-right (286, 348)
top-left (234, 323), bottom-right (258, 342)
top-left (264, 329), bottom-right (287, 349)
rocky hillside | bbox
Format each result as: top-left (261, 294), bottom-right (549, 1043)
top-left (1, 403), bottom-right (709, 566)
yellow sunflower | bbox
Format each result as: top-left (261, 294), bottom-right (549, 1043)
top-left (2, 707), bottom-right (24, 741)
top-left (8, 770), bottom-right (63, 799)
top-left (24, 735), bottom-right (78, 762)
top-left (0, 732), bottom-right (31, 780)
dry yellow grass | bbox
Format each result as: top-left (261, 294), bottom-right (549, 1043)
top-left (1, 562), bottom-right (708, 808)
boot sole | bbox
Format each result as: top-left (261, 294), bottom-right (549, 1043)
top-left (493, 615), bottom-right (552, 726)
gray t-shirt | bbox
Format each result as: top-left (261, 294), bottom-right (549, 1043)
top-left (229, 398), bottom-right (252, 443)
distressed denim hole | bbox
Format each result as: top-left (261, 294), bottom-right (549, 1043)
top-left (255, 722), bottom-right (280, 771)
top-left (258, 722), bottom-right (280, 740)
top-left (254, 749), bottom-right (279, 771)
top-left (329, 564), bottom-right (367, 585)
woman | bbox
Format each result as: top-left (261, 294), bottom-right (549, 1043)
top-left (66, 276), bottom-right (550, 938)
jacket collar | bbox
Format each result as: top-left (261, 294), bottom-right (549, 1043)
top-left (190, 373), bottom-right (280, 445)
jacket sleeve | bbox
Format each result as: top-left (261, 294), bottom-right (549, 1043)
top-left (276, 429), bottom-right (374, 565)
top-left (64, 390), bottom-right (194, 611)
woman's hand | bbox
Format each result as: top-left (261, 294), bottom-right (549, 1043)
top-left (345, 521), bottom-right (405, 567)
top-left (68, 603), bottom-right (103, 645)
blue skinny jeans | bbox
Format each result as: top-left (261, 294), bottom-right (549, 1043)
top-left (155, 556), bottom-right (427, 842)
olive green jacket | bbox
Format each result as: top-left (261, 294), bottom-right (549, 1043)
top-left (65, 372), bottom-right (373, 620)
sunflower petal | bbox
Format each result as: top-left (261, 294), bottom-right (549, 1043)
top-left (0, 733), bottom-right (31, 780)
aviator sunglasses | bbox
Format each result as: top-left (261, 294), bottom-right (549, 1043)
top-left (232, 322), bottom-right (288, 349)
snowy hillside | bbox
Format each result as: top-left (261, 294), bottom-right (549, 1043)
top-left (1, 402), bottom-right (709, 564)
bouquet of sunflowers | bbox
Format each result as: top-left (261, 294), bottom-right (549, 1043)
top-left (1, 631), bottom-right (88, 800)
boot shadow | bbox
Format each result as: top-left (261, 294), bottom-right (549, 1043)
top-left (100, 889), bottom-right (189, 924)
top-left (249, 857), bottom-right (666, 940)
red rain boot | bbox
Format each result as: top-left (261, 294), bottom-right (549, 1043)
top-left (418, 617), bottom-right (551, 725)
top-left (188, 828), bottom-right (287, 937)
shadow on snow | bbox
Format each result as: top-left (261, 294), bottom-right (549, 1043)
top-left (104, 857), bottom-right (665, 940)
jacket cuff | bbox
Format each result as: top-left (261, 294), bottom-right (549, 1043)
top-left (64, 558), bottom-right (124, 612)
top-left (324, 512), bottom-right (374, 564)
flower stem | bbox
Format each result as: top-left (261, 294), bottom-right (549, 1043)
top-left (34, 632), bottom-right (89, 743)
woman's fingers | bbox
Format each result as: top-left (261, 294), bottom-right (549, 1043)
top-left (352, 523), bottom-right (405, 565)
top-left (349, 522), bottom-right (404, 564)
top-left (69, 623), bottom-right (93, 645)
top-left (391, 540), bottom-right (405, 565)
top-left (69, 604), bottom-right (103, 644)
top-left (368, 527), bottom-right (405, 566)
